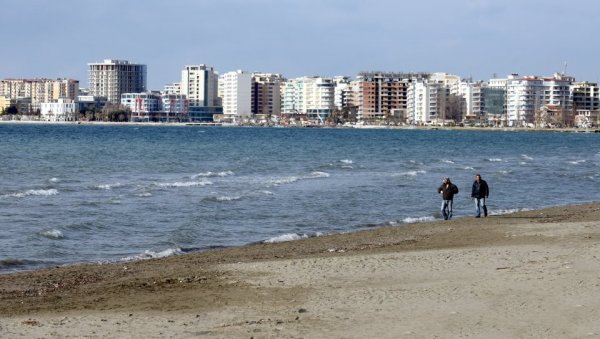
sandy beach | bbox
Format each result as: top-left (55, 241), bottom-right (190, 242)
top-left (1, 203), bottom-right (600, 338)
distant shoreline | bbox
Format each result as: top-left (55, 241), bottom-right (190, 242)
top-left (0, 119), bottom-right (598, 133)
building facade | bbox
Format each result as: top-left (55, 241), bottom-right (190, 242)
top-left (88, 59), bottom-right (147, 104)
top-left (0, 78), bottom-right (79, 112)
top-left (219, 70), bottom-right (252, 119)
top-left (40, 98), bottom-right (78, 121)
top-left (281, 76), bottom-right (335, 122)
top-left (252, 73), bottom-right (284, 117)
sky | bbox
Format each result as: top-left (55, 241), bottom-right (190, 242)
top-left (2, 0), bottom-right (599, 89)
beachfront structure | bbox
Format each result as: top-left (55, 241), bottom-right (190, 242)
top-left (457, 81), bottom-right (485, 122)
top-left (333, 76), bottom-right (351, 110)
top-left (181, 64), bottom-right (219, 107)
top-left (162, 94), bottom-right (188, 118)
top-left (40, 98), bottom-right (78, 121)
top-left (219, 70), bottom-right (252, 119)
top-left (407, 80), bottom-right (447, 124)
top-left (88, 59), bottom-right (147, 104)
top-left (180, 64), bottom-right (221, 122)
top-left (571, 82), bottom-right (600, 127)
top-left (121, 92), bottom-right (161, 115)
top-left (0, 78), bottom-right (79, 113)
top-left (78, 95), bottom-right (108, 114)
top-left (252, 73), bottom-right (284, 117)
top-left (281, 76), bottom-right (335, 122)
top-left (505, 75), bottom-right (544, 127)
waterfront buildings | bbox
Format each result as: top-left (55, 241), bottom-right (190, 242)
top-left (88, 59), bottom-right (147, 104)
top-left (0, 78), bottom-right (79, 112)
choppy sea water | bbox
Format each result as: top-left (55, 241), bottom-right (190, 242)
top-left (1, 124), bottom-right (599, 272)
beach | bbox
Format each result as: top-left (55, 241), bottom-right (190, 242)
top-left (1, 203), bottom-right (600, 338)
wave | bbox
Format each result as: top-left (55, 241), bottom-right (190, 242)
top-left (154, 180), bottom-right (213, 188)
top-left (204, 195), bottom-right (242, 202)
top-left (3, 189), bottom-right (58, 198)
top-left (402, 216), bottom-right (436, 224)
top-left (191, 171), bottom-right (234, 179)
top-left (120, 247), bottom-right (184, 262)
top-left (263, 232), bottom-right (324, 243)
top-left (568, 160), bottom-right (586, 165)
top-left (521, 154), bottom-right (534, 160)
top-left (135, 192), bottom-right (153, 197)
top-left (393, 170), bottom-right (426, 177)
top-left (49, 177), bottom-right (60, 183)
top-left (339, 159), bottom-right (353, 164)
top-left (463, 166), bottom-right (475, 170)
top-left (487, 158), bottom-right (503, 162)
top-left (267, 171), bottom-right (330, 187)
top-left (39, 229), bottom-right (65, 240)
top-left (441, 159), bottom-right (455, 164)
top-left (96, 183), bottom-right (121, 190)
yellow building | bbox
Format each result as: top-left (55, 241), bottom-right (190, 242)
top-left (0, 78), bottom-right (79, 113)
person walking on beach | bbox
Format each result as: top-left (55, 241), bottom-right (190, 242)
top-left (438, 177), bottom-right (459, 220)
top-left (471, 174), bottom-right (489, 218)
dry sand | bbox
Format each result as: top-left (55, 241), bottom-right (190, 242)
top-left (1, 203), bottom-right (600, 338)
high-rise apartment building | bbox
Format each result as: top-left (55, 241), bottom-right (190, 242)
top-left (252, 73), bottom-right (284, 116)
top-left (219, 70), bottom-right (252, 118)
top-left (281, 76), bottom-right (334, 122)
top-left (88, 59), bottom-right (147, 104)
top-left (181, 64), bottom-right (219, 107)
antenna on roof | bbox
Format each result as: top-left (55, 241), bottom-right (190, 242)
top-left (562, 61), bottom-right (568, 75)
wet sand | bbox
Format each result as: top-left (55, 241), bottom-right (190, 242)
top-left (1, 203), bottom-right (600, 338)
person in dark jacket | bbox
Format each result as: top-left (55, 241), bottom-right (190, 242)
top-left (471, 174), bottom-right (489, 217)
top-left (438, 177), bottom-right (459, 220)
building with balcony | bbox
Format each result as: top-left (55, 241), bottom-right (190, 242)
top-left (40, 98), bottom-right (78, 121)
top-left (88, 59), bottom-right (147, 104)
top-left (252, 73), bottom-right (284, 117)
top-left (281, 76), bottom-right (335, 123)
top-left (0, 78), bottom-right (79, 112)
top-left (219, 70), bottom-right (252, 120)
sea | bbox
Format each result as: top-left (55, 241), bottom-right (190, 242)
top-left (1, 123), bottom-right (599, 272)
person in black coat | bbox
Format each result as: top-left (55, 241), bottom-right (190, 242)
top-left (438, 177), bottom-right (459, 220)
top-left (471, 174), bottom-right (489, 217)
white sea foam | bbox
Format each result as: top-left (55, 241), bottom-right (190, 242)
top-left (393, 170), bottom-right (426, 177)
top-left (259, 190), bottom-right (274, 195)
top-left (49, 178), bottom-right (60, 183)
top-left (155, 180), bottom-right (212, 188)
top-left (402, 216), bottom-right (436, 224)
top-left (40, 229), bottom-right (64, 239)
top-left (441, 159), bottom-right (455, 164)
top-left (521, 154), bottom-right (534, 160)
top-left (519, 161), bottom-right (528, 165)
top-left (464, 166), bottom-right (475, 170)
top-left (121, 248), bottom-right (183, 261)
top-left (488, 158), bottom-right (503, 162)
top-left (215, 195), bottom-right (242, 202)
top-left (96, 183), bottom-right (121, 190)
top-left (136, 192), bottom-right (152, 197)
top-left (568, 160), bottom-right (586, 165)
top-left (4, 189), bottom-right (58, 198)
top-left (192, 171), bottom-right (234, 179)
top-left (490, 207), bottom-right (532, 216)
top-left (267, 171), bottom-right (330, 187)
top-left (263, 233), bottom-right (309, 243)
top-left (340, 159), bottom-right (353, 164)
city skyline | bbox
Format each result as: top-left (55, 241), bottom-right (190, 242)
top-left (2, 0), bottom-right (599, 89)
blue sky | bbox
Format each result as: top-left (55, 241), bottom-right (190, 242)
top-left (2, 0), bottom-right (598, 89)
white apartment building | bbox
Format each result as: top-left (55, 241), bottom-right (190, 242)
top-left (506, 75), bottom-right (544, 126)
top-left (218, 70), bottom-right (252, 118)
top-left (180, 64), bottom-right (219, 107)
top-left (458, 81), bottom-right (484, 120)
top-left (407, 80), bottom-right (446, 124)
top-left (121, 92), bottom-right (161, 114)
top-left (88, 59), bottom-right (147, 104)
top-left (281, 76), bottom-right (334, 122)
top-left (40, 98), bottom-right (78, 121)
top-left (333, 76), bottom-right (350, 110)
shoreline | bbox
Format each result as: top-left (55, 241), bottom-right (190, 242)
top-left (1, 119), bottom-right (598, 133)
top-left (2, 202), bottom-right (600, 337)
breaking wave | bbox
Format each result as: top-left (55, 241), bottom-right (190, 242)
top-left (3, 189), bottom-right (58, 198)
top-left (39, 229), bottom-right (65, 240)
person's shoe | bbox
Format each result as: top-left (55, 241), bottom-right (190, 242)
top-left (475, 215), bottom-right (480, 218)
